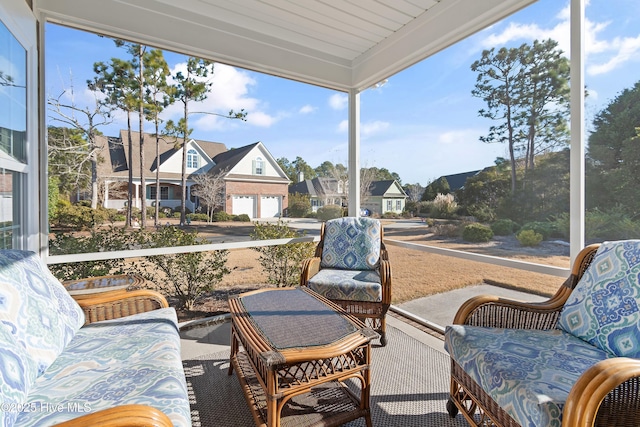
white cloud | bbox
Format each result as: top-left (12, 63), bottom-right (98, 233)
top-left (162, 62), bottom-right (279, 131)
top-left (362, 121), bottom-right (390, 137)
top-left (299, 104), bottom-right (315, 114)
top-left (477, 2), bottom-right (640, 76)
top-left (336, 120), bottom-right (389, 137)
top-left (329, 93), bottom-right (348, 110)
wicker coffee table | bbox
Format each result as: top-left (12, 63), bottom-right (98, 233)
top-left (228, 287), bottom-right (377, 427)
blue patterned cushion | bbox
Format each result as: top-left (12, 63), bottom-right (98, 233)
top-left (558, 240), bottom-right (640, 357)
top-left (445, 325), bottom-right (611, 427)
top-left (307, 268), bottom-right (382, 302)
top-left (0, 324), bottom-right (39, 427)
top-left (14, 308), bottom-right (191, 427)
top-left (321, 217), bottom-right (381, 270)
top-left (0, 250), bottom-right (85, 378)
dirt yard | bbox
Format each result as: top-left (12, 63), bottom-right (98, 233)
top-left (173, 219), bottom-right (571, 320)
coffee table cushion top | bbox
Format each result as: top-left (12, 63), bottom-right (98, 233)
top-left (240, 288), bottom-right (359, 350)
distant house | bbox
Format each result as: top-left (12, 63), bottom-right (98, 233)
top-left (440, 170), bottom-right (481, 191)
top-left (97, 131), bottom-right (290, 218)
top-left (289, 177), bottom-right (346, 212)
top-left (362, 180), bottom-right (408, 216)
top-left (289, 177), bottom-right (407, 216)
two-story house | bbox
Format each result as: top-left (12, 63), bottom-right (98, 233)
top-left (98, 131), bottom-right (290, 218)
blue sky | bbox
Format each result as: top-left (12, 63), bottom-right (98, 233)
top-left (44, 0), bottom-right (640, 185)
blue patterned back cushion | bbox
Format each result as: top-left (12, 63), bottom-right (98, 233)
top-left (0, 250), bottom-right (85, 378)
top-left (558, 240), bottom-right (640, 357)
top-left (321, 217), bottom-right (381, 270)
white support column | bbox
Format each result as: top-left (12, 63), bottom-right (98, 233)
top-left (134, 184), bottom-right (140, 209)
top-left (570, 0), bottom-right (585, 262)
top-left (348, 89), bottom-right (361, 217)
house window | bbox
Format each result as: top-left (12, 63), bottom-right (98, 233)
top-left (254, 157), bottom-right (264, 175)
top-left (337, 180), bottom-right (344, 193)
top-left (387, 200), bottom-right (393, 211)
top-left (187, 149), bottom-right (199, 169)
top-left (396, 200), bottom-right (402, 211)
top-left (150, 186), bottom-right (169, 200)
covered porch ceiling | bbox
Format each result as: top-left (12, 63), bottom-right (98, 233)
top-left (35, 0), bottom-right (537, 92)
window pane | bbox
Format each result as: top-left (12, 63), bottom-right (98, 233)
top-left (0, 19), bottom-right (27, 163)
top-left (0, 169), bottom-right (21, 249)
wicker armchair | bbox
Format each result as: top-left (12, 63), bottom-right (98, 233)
top-left (300, 217), bottom-right (391, 346)
top-left (445, 242), bottom-right (640, 427)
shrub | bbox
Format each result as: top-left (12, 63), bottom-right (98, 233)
top-left (213, 211), bottom-right (233, 222)
top-left (431, 222), bottom-right (465, 238)
top-left (491, 219), bottom-right (518, 236)
top-left (251, 220), bottom-right (315, 287)
top-left (519, 221), bottom-right (554, 240)
top-left (187, 213), bottom-right (209, 222)
top-left (516, 229), bottom-right (543, 247)
top-left (430, 193), bottom-right (458, 218)
top-left (317, 204), bottom-right (343, 221)
top-left (172, 212), bottom-right (181, 219)
top-left (233, 214), bottom-right (251, 222)
top-left (462, 223), bottom-right (493, 242)
top-left (48, 226), bottom-right (135, 280)
top-left (288, 193), bottom-right (311, 218)
top-left (133, 226), bottom-right (230, 310)
top-left (51, 201), bottom-right (110, 230)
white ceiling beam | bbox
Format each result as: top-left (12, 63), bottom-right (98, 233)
top-left (351, 0), bottom-right (537, 90)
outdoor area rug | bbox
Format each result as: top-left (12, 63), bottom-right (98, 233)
top-left (183, 325), bottom-right (468, 427)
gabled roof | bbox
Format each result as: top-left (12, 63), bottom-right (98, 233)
top-left (98, 130), bottom-right (227, 180)
top-left (368, 180), bottom-right (406, 197)
top-left (289, 180), bottom-right (318, 197)
top-left (208, 142), bottom-right (260, 175)
top-left (442, 170), bottom-right (481, 191)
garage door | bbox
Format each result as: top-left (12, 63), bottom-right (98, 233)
top-left (260, 196), bottom-right (281, 218)
top-left (232, 195), bottom-right (256, 218)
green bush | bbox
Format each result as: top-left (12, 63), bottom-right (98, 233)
top-left (462, 223), bottom-right (493, 242)
top-left (51, 201), bottom-right (110, 230)
top-left (519, 221), bottom-right (554, 240)
top-left (233, 214), bottom-right (251, 222)
top-left (48, 226), bottom-right (134, 280)
top-left (172, 212), bottom-right (181, 219)
top-left (133, 226), bottom-right (229, 310)
top-left (251, 220), bottom-right (315, 287)
top-left (187, 213), bottom-right (209, 222)
top-left (213, 211), bottom-right (233, 222)
top-left (317, 204), bottom-right (343, 221)
top-left (288, 193), bottom-right (311, 217)
top-left (516, 229), bottom-right (543, 246)
top-left (491, 219), bottom-right (518, 236)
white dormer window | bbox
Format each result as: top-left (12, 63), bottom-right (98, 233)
top-left (253, 157), bottom-right (265, 175)
top-left (187, 149), bottom-right (199, 169)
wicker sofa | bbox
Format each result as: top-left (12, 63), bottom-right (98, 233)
top-left (444, 241), bottom-right (640, 427)
top-left (0, 250), bottom-right (191, 427)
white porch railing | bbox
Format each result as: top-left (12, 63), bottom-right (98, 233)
top-left (46, 236), bottom-right (570, 279)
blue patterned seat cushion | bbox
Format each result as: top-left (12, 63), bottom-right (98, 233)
top-left (321, 217), bottom-right (381, 270)
top-left (14, 308), bottom-right (191, 427)
top-left (307, 268), bottom-right (382, 302)
top-left (445, 325), bottom-right (611, 427)
top-left (558, 240), bottom-right (640, 358)
top-left (0, 250), bottom-right (85, 378)
top-left (0, 325), bottom-right (39, 427)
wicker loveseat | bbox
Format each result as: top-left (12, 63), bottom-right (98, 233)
top-left (0, 250), bottom-right (191, 427)
top-left (445, 241), bottom-right (640, 427)
top-left (300, 217), bottom-right (391, 346)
